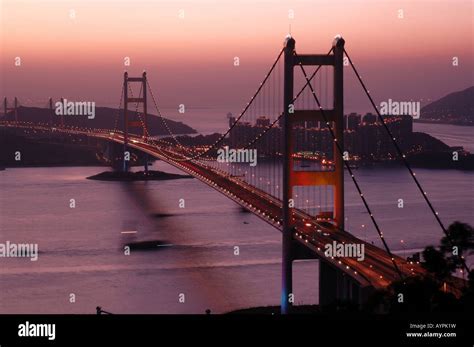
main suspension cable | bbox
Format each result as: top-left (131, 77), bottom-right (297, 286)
top-left (145, 48), bottom-right (285, 161)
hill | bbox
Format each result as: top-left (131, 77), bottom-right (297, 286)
top-left (1, 106), bottom-right (197, 136)
top-left (419, 86), bottom-right (474, 126)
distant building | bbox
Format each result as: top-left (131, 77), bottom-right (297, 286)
top-left (363, 113), bottom-right (377, 124)
top-left (227, 112), bottom-right (236, 128)
top-left (256, 116), bottom-right (271, 127)
top-left (346, 113), bottom-right (361, 131)
top-left (227, 111), bottom-right (414, 160)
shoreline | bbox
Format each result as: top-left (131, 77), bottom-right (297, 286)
top-left (414, 120), bottom-right (473, 127)
top-left (227, 305), bottom-right (321, 314)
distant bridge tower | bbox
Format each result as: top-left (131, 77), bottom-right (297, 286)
top-left (49, 98), bottom-right (54, 125)
top-left (281, 35), bottom-right (345, 314)
top-left (123, 71), bottom-right (149, 172)
top-left (3, 97), bottom-right (18, 122)
top-left (59, 98), bottom-right (65, 128)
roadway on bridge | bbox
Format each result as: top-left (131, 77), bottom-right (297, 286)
top-left (105, 132), bottom-right (425, 290)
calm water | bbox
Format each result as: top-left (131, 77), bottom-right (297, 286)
top-left (414, 123), bottom-right (474, 153)
top-left (0, 124), bottom-right (473, 314)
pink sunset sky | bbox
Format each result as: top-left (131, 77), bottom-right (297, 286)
top-left (1, 0), bottom-right (473, 113)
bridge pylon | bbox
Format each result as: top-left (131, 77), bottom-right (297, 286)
top-left (49, 98), bottom-right (54, 125)
top-left (122, 71), bottom-right (149, 172)
top-left (3, 97), bottom-right (18, 122)
top-left (59, 98), bottom-right (65, 128)
top-left (281, 35), bottom-right (345, 314)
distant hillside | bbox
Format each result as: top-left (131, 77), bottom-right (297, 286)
top-left (419, 86), bottom-right (474, 126)
top-left (1, 106), bottom-right (197, 136)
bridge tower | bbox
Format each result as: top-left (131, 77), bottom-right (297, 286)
top-left (281, 35), bottom-right (345, 313)
top-left (59, 98), bottom-right (65, 128)
top-left (14, 97), bottom-right (18, 122)
top-left (122, 71), bottom-right (149, 172)
top-left (49, 98), bottom-right (54, 125)
top-left (3, 97), bottom-right (18, 122)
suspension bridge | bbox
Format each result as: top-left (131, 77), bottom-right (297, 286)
top-left (1, 35), bottom-right (467, 313)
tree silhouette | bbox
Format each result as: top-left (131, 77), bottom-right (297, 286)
top-left (367, 221), bottom-right (473, 313)
top-left (422, 246), bottom-right (451, 281)
top-left (440, 222), bottom-right (474, 271)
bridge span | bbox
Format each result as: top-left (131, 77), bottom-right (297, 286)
top-left (1, 35), bottom-right (466, 313)
top-left (1, 121), bottom-right (429, 306)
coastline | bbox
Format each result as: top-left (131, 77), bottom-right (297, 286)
top-left (414, 119), bottom-right (473, 127)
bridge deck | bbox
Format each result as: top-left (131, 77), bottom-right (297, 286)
top-left (107, 132), bottom-right (426, 290)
